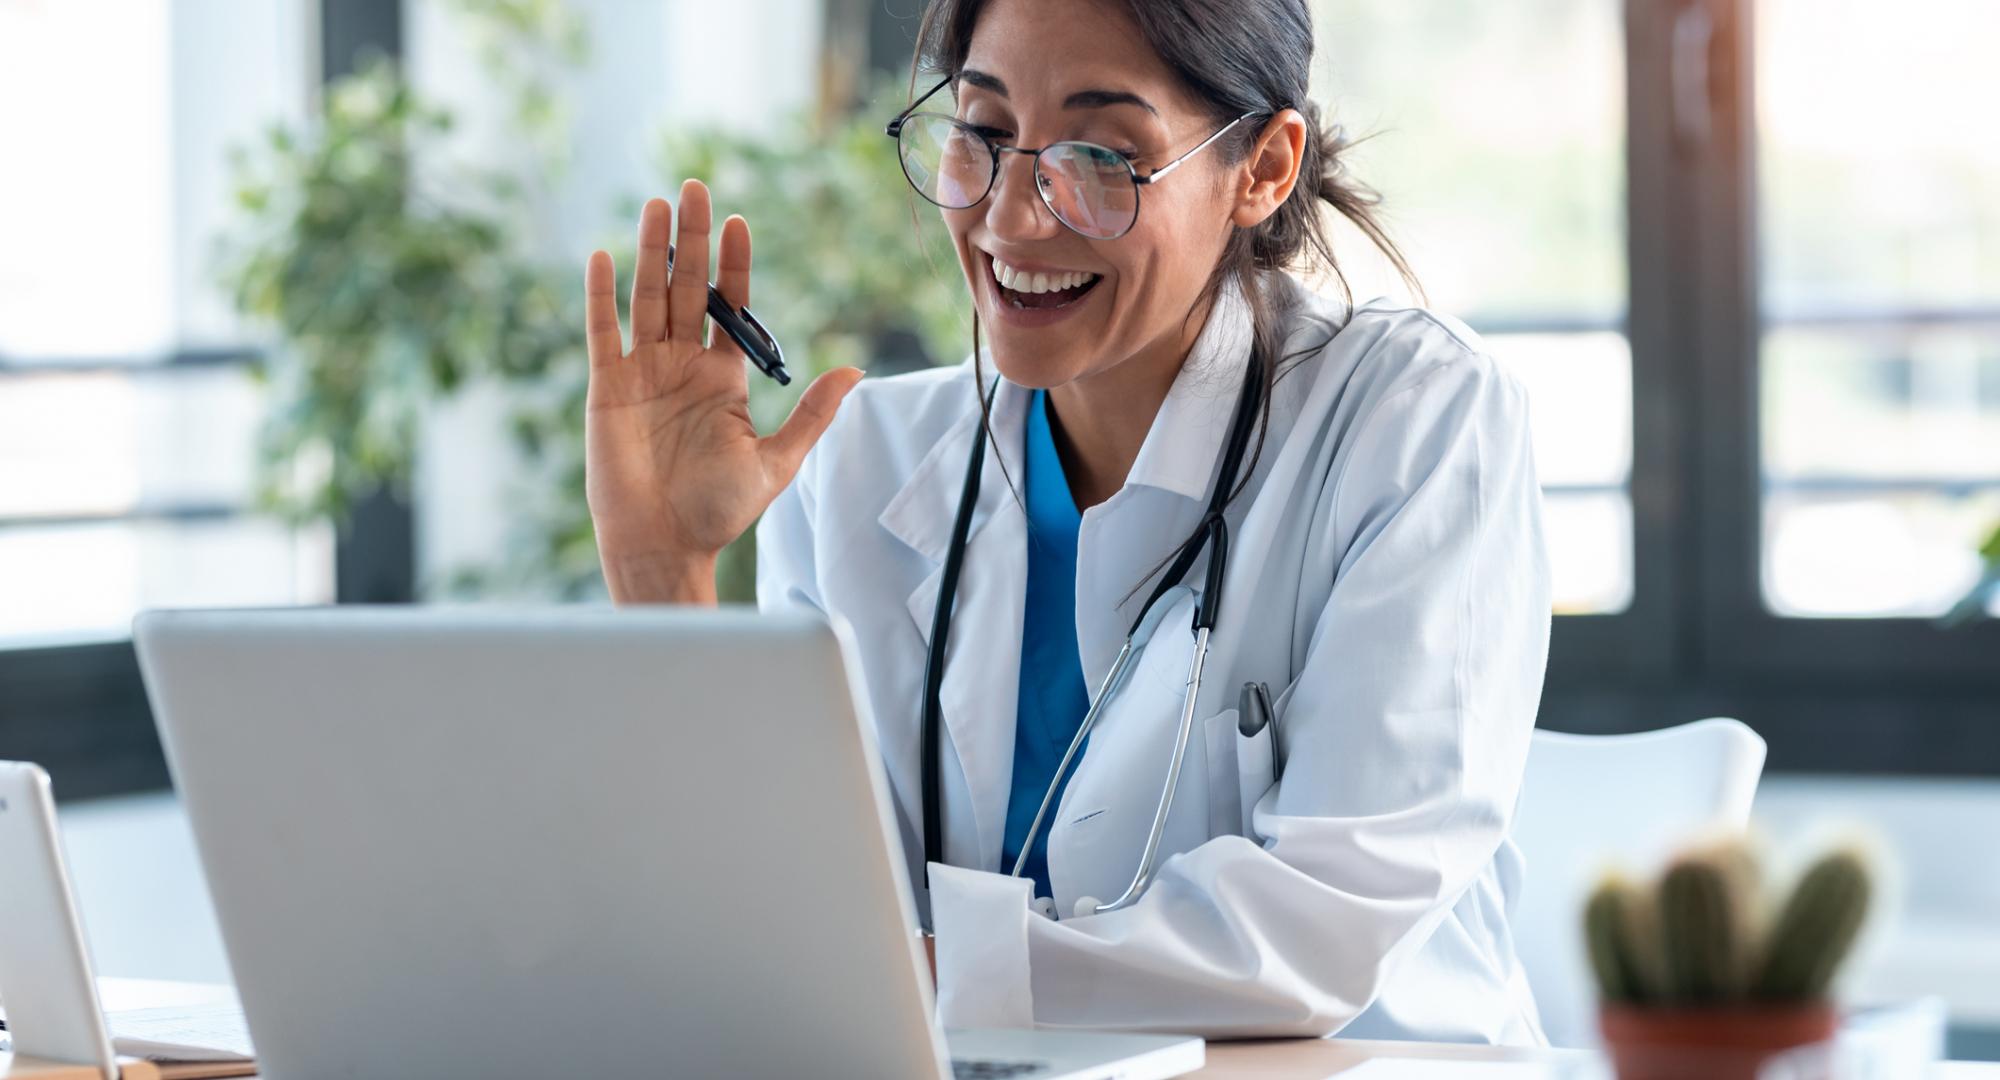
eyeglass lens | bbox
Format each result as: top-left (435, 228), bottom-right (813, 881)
top-left (896, 114), bottom-right (1140, 239)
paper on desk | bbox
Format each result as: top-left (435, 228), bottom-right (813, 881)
top-left (0, 1004), bottom-right (254, 1079)
top-left (107, 1003), bottom-right (255, 1061)
top-left (1334, 1062), bottom-right (1561, 1080)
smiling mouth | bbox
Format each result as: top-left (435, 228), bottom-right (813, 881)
top-left (988, 255), bottom-right (1103, 311)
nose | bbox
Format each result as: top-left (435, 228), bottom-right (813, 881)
top-left (984, 148), bottom-right (1062, 243)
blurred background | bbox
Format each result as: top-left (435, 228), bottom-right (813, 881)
top-left (1, 0), bottom-right (1996, 1057)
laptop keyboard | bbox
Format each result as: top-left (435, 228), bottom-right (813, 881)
top-left (951, 1058), bottom-right (1049, 1078)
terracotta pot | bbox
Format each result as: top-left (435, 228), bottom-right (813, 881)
top-left (1599, 1002), bottom-right (1840, 1080)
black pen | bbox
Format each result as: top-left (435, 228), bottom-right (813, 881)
top-left (663, 244), bottom-right (790, 386)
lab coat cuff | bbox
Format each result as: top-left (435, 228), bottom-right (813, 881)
top-left (928, 862), bottom-right (1035, 1030)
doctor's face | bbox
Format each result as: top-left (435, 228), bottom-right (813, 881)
top-left (940, 0), bottom-right (1245, 391)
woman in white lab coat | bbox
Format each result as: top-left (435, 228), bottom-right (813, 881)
top-left (580, 0), bottom-right (1551, 1045)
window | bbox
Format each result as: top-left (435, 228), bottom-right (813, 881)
top-left (0, 0), bottom-right (331, 648)
top-left (1293, 0), bottom-right (2000, 766)
top-left (9, 0), bottom-right (1995, 795)
top-left (1754, 0), bottom-right (2000, 619)
top-left (1311, 0), bottom-right (1634, 615)
top-left (0, 0), bottom-right (401, 800)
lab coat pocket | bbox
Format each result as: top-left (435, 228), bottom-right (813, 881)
top-left (1202, 707), bottom-right (1274, 840)
top-left (1235, 716), bottom-right (1275, 839)
top-left (1203, 708), bottom-right (1277, 840)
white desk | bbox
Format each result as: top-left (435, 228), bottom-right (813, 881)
top-left (1, 979), bottom-right (1991, 1079)
top-left (1199, 1035), bottom-right (2000, 1077)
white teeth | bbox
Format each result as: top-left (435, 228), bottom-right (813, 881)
top-left (991, 256), bottom-right (1099, 295)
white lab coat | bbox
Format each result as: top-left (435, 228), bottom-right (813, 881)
top-left (756, 270), bottom-right (1552, 1043)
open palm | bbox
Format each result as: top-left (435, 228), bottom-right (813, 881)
top-left (583, 180), bottom-right (863, 602)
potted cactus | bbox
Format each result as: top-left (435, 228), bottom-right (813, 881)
top-left (1585, 838), bottom-right (1874, 1080)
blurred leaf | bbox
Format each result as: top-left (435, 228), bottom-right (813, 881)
top-left (221, 10), bottom-right (970, 605)
top-left (215, 34), bottom-right (584, 531)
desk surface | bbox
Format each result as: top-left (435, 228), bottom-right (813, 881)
top-left (4, 979), bottom-right (1990, 1079)
top-left (1200, 1037), bottom-right (2000, 1078)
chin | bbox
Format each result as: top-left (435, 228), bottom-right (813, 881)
top-left (982, 343), bottom-right (1086, 391)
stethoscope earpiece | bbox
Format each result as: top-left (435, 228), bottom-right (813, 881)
top-left (1074, 896), bottom-right (1101, 919)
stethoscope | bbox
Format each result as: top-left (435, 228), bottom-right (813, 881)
top-left (920, 357), bottom-right (1268, 918)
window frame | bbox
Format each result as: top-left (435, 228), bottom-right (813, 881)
top-left (1538, 0), bottom-right (2000, 773)
top-left (1670, 0), bottom-right (2000, 683)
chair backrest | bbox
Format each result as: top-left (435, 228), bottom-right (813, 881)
top-left (1510, 717), bottom-right (1767, 1048)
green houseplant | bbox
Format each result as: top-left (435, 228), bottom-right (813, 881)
top-left (1585, 837), bottom-right (1875, 1080)
top-left (1941, 521), bottom-right (2000, 627)
top-left (220, 0), bottom-right (969, 602)
top-left (218, 0), bottom-right (588, 529)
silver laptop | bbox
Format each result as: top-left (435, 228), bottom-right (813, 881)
top-left (0, 761), bottom-right (121, 1077)
top-left (135, 607), bottom-right (1203, 1080)
top-left (0, 761), bottom-right (256, 1078)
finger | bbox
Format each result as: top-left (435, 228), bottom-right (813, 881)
top-left (630, 198), bottom-right (671, 346)
top-left (668, 178), bottom-right (713, 343)
top-left (712, 214), bottom-right (752, 358)
top-left (584, 250), bottom-right (624, 367)
top-left (760, 367), bottom-right (866, 485)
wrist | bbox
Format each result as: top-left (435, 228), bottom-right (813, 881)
top-left (601, 549), bottom-right (720, 606)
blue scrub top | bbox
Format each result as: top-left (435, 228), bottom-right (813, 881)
top-left (1001, 389), bottom-right (1091, 899)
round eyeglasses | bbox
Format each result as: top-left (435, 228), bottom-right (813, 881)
top-left (885, 76), bottom-right (1258, 241)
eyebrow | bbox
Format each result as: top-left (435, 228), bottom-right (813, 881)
top-left (958, 68), bottom-right (1160, 116)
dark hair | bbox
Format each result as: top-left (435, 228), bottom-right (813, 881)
top-left (912, 0), bottom-right (1420, 587)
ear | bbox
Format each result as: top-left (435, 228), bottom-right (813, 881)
top-left (1230, 109), bottom-right (1308, 229)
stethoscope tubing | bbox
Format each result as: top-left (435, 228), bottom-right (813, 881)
top-left (1092, 624), bottom-right (1212, 914)
top-left (919, 387), bottom-right (994, 882)
top-left (923, 361), bottom-right (1264, 915)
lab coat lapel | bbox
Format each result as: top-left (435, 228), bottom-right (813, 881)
top-left (879, 377), bottom-right (1031, 876)
top-left (1055, 277), bottom-right (1255, 909)
top-left (1073, 274), bottom-right (1256, 691)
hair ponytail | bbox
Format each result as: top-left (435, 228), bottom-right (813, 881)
top-left (1250, 100), bottom-right (1420, 308)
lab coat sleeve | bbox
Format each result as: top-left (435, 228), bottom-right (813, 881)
top-left (755, 440), bottom-right (825, 616)
top-left (929, 352), bottom-right (1551, 1038)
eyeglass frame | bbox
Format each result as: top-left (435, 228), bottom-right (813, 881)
top-left (885, 75), bottom-right (1270, 241)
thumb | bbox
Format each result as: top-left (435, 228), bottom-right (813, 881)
top-left (760, 366), bottom-right (866, 486)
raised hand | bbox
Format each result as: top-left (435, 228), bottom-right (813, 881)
top-left (583, 179), bottom-right (864, 604)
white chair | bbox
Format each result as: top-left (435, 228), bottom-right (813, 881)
top-left (1509, 717), bottom-right (1767, 1048)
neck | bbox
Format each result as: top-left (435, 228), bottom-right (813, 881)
top-left (1044, 294), bottom-right (1216, 510)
